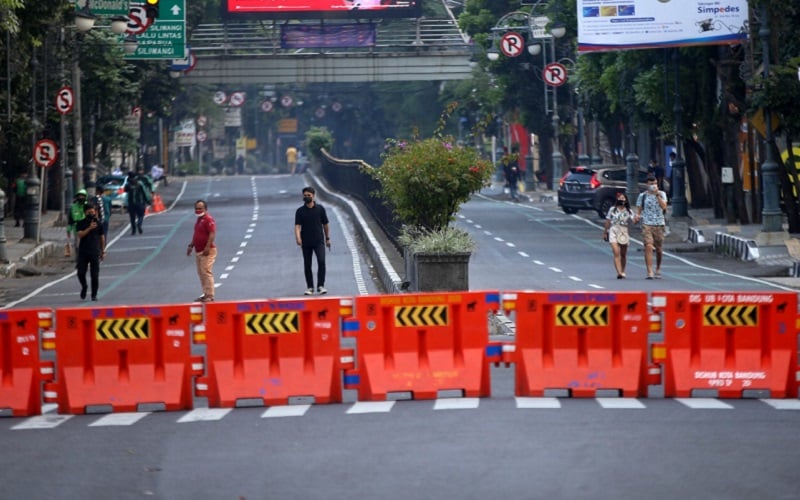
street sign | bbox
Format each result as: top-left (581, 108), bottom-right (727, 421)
top-left (543, 62), bottom-right (568, 87)
top-left (75, 0), bottom-right (128, 17)
top-left (213, 91), bottom-right (227, 105)
top-left (281, 95), bottom-right (293, 107)
top-left (126, 5), bottom-right (153, 35)
top-left (197, 115), bottom-right (207, 127)
top-left (229, 92), bottom-right (245, 107)
top-left (197, 130), bottom-right (207, 143)
top-left (55, 86), bottom-right (74, 115)
top-left (33, 139), bottom-right (58, 168)
top-left (261, 100), bottom-right (274, 112)
top-left (500, 32), bottom-right (525, 58)
top-left (124, 0), bottom-right (186, 60)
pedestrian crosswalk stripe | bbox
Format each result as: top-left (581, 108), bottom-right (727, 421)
top-left (760, 399), bottom-right (800, 410)
top-left (177, 408), bottom-right (232, 423)
top-left (596, 398), bottom-right (646, 409)
top-left (262, 405), bottom-right (311, 418)
top-left (675, 398), bottom-right (734, 409)
top-left (347, 401), bottom-right (395, 414)
top-left (11, 414), bottom-right (73, 430)
top-left (433, 398), bottom-right (480, 410)
top-left (515, 397), bottom-right (561, 409)
top-left (89, 412), bottom-right (150, 427)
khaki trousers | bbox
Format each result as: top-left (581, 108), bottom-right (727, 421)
top-left (195, 247), bottom-right (217, 297)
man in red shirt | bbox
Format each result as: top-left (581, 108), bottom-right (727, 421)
top-left (187, 200), bottom-right (217, 302)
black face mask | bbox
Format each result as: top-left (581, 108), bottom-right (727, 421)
top-left (303, 196), bottom-right (312, 204)
top-left (616, 201), bottom-right (625, 206)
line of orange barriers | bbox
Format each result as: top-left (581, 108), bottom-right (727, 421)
top-left (1, 290), bottom-right (798, 416)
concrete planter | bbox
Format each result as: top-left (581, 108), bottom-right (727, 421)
top-left (405, 250), bottom-right (471, 292)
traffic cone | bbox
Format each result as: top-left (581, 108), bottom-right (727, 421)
top-left (152, 194), bottom-right (165, 213)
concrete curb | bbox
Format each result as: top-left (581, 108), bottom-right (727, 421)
top-left (0, 241), bottom-right (60, 278)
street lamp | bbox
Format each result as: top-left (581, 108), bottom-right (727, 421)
top-left (755, 3), bottom-right (785, 244)
top-left (527, 16), bottom-right (566, 190)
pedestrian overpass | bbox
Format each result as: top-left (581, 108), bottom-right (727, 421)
top-left (182, 15), bottom-right (474, 85)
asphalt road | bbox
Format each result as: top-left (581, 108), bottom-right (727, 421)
top-left (1, 175), bottom-right (799, 499)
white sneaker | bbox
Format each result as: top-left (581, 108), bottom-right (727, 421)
top-left (304, 288), bottom-right (314, 296)
top-left (317, 286), bottom-right (327, 295)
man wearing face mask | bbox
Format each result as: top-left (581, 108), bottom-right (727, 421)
top-left (75, 203), bottom-right (106, 301)
top-left (295, 186), bottom-right (330, 295)
top-left (635, 174), bottom-right (668, 279)
top-left (187, 200), bottom-right (217, 302)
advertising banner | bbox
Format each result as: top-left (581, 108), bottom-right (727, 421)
top-left (281, 23), bottom-right (376, 48)
top-left (222, 0), bottom-right (421, 19)
top-left (174, 119), bottom-right (196, 148)
top-left (577, 0), bottom-right (748, 53)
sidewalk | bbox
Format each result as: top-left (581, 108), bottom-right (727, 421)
top-left (0, 179), bottom-right (176, 279)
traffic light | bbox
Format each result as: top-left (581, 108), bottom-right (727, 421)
top-left (145, 0), bottom-right (159, 19)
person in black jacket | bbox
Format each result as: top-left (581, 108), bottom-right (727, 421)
top-left (294, 186), bottom-right (330, 295)
top-left (75, 203), bottom-right (106, 301)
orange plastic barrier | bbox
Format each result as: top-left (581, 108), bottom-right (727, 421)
top-left (502, 291), bottom-right (652, 397)
top-left (342, 291), bottom-right (501, 401)
top-left (0, 309), bottom-right (54, 417)
top-left (651, 291), bottom-right (799, 398)
top-left (195, 298), bottom-right (354, 407)
top-left (45, 305), bottom-right (203, 414)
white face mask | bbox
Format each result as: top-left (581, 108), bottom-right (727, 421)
top-left (195, 208), bottom-right (205, 217)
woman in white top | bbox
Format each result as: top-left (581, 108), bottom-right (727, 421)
top-left (603, 193), bottom-right (635, 279)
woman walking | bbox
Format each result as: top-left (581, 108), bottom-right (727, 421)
top-left (603, 193), bottom-right (635, 279)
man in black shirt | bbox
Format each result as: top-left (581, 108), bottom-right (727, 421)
top-left (75, 203), bottom-right (106, 301)
top-left (294, 186), bottom-right (330, 295)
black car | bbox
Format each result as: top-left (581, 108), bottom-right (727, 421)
top-left (558, 165), bottom-right (663, 218)
top-left (557, 165), bottom-right (601, 215)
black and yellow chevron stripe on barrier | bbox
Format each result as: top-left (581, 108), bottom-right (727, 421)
top-left (555, 305), bottom-right (609, 326)
top-left (394, 305), bottom-right (448, 327)
top-left (95, 318), bottom-right (150, 340)
top-left (245, 312), bottom-right (299, 334)
top-left (703, 305), bottom-right (758, 326)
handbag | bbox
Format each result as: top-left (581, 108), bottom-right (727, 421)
top-left (612, 225), bottom-right (629, 245)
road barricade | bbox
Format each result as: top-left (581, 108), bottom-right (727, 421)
top-left (342, 291), bottom-right (501, 401)
top-left (0, 309), bottom-right (54, 417)
top-left (502, 291), bottom-right (652, 397)
top-left (45, 305), bottom-right (203, 414)
top-left (651, 292), bottom-right (798, 398)
top-left (195, 298), bottom-right (354, 407)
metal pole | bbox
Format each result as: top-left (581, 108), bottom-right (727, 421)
top-left (24, 48), bottom-right (40, 241)
top-left (757, 4), bottom-right (783, 238)
top-left (73, 39), bottom-right (84, 192)
top-left (550, 36), bottom-right (562, 190)
top-left (0, 188), bottom-right (9, 263)
top-left (58, 28), bottom-right (67, 224)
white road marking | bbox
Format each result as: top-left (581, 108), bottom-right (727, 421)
top-left (177, 408), bottom-right (232, 422)
top-left (675, 398), bottom-right (733, 409)
top-left (262, 405), bottom-right (311, 418)
top-left (568, 276), bottom-right (582, 282)
top-left (89, 412), bottom-right (151, 426)
top-left (515, 397), bottom-right (561, 409)
top-left (548, 267), bottom-right (562, 273)
top-left (518, 252), bottom-right (529, 258)
top-left (506, 242), bottom-right (515, 248)
top-left (433, 398), bottom-right (480, 410)
top-left (761, 399), bottom-right (800, 410)
top-left (11, 414), bottom-right (73, 430)
top-left (347, 401), bottom-right (396, 414)
top-left (596, 398), bottom-right (646, 409)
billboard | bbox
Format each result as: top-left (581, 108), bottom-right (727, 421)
top-left (221, 0), bottom-right (422, 19)
top-left (577, 0), bottom-right (748, 53)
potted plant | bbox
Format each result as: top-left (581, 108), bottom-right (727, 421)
top-left (364, 103), bottom-right (494, 291)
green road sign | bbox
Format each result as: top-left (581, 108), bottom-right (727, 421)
top-left (75, 0), bottom-right (129, 17)
top-left (125, 0), bottom-right (186, 60)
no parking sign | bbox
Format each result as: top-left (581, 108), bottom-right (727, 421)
top-left (33, 139), bottom-right (58, 168)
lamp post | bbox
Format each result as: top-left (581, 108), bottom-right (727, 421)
top-left (756, 4), bottom-right (785, 244)
top-left (670, 48), bottom-right (688, 218)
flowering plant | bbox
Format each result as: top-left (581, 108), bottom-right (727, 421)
top-left (365, 103), bottom-right (494, 232)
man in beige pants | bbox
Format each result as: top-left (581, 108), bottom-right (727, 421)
top-left (187, 200), bottom-right (217, 302)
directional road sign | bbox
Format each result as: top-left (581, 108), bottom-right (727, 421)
top-left (500, 32), bottom-right (525, 58)
top-left (55, 86), bottom-right (74, 115)
top-left (33, 139), bottom-right (58, 168)
top-left (125, 0), bottom-right (186, 60)
top-left (543, 62), bottom-right (568, 87)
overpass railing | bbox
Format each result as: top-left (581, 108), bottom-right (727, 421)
top-left (188, 17), bottom-right (471, 58)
